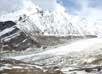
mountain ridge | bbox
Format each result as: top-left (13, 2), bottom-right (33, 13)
top-left (0, 2), bottom-right (101, 37)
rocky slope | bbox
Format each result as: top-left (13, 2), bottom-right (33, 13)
top-left (1, 38), bottom-right (102, 74)
top-left (0, 21), bottom-right (42, 51)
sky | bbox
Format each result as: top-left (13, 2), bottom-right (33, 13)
top-left (57, 0), bottom-right (102, 13)
top-left (31, 0), bottom-right (57, 10)
top-left (58, 0), bottom-right (102, 22)
top-left (0, 0), bottom-right (22, 14)
top-left (0, 0), bottom-right (102, 20)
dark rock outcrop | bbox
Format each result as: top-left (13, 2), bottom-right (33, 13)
top-left (0, 58), bottom-right (64, 74)
top-left (0, 20), bottom-right (40, 51)
top-left (0, 21), bottom-right (16, 31)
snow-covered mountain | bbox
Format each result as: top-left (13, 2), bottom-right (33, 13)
top-left (0, 1), bottom-right (102, 37)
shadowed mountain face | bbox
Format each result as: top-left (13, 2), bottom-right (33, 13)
top-left (0, 21), bottom-right (16, 31)
top-left (0, 21), bottom-right (41, 51)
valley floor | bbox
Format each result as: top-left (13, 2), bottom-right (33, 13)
top-left (1, 37), bottom-right (102, 74)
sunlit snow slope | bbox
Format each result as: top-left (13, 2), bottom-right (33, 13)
top-left (0, 0), bottom-right (102, 37)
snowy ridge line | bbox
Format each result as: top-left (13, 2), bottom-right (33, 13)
top-left (0, 3), bottom-right (101, 36)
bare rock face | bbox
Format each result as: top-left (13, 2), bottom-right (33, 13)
top-left (0, 65), bottom-right (64, 74)
top-left (0, 58), bottom-right (64, 74)
top-left (0, 21), bottom-right (40, 51)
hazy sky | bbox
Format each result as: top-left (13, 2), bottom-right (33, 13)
top-left (0, 0), bottom-right (57, 14)
top-left (58, 0), bottom-right (102, 12)
top-left (0, 0), bottom-right (22, 14)
top-left (32, 0), bottom-right (57, 10)
top-left (0, 0), bottom-right (102, 13)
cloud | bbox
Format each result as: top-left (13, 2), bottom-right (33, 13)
top-left (77, 0), bottom-right (102, 19)
top-left (0, 0), bottom-right (23, 14)
top-left (58, 0), bottom-right (102, 21)
top-left (0, 0), bottom-right (59, 14)
top-left (31, 0), bottom-right (57, 11)
top-left (57, 0), bottom-right (82, 14)
top-left (88, 0), bottom-right (102, 8)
